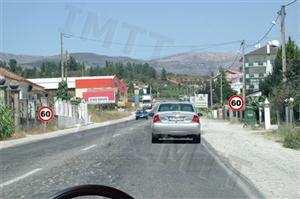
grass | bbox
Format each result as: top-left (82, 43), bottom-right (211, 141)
top-left (89, 109), bottom-right (131, 123)
top-left (262, 125), bottom-right (300, 149)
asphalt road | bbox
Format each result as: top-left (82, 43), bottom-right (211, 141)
top-left (0, 120), bottom-right (261, 199)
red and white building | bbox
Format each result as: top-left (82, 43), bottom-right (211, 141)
top-left (225, 69), bottom-right (243, 93)
top-left (75, 76), bottom-right (128, 106)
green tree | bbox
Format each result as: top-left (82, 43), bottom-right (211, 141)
top-left (161, 67), bottom-right (167, 81)
top-left (261, 37), bottom-right (300, 123)
top-left (8, 59), bottom-right (23, 74)
top-left (213, 69), bottom-right (236, 105)
top-left (262, 37), bottom-right (300, 97)
top-left (0, 60), bottom-right (8, 69)
top-left (66, 56), bottom-right (79, 71)
top-left (57, 80), bottom-right (71, 101)
top-left (22, 67), bottom-right (38, 78)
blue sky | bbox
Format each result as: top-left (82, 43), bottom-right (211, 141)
top-left (1, 0), bottom-right (299, 59)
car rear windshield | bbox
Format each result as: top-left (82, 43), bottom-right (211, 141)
top-left (158, 103), bottom-right (195, 112)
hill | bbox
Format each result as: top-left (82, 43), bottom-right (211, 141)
top-left (0, 51), bottom-right (240, 76)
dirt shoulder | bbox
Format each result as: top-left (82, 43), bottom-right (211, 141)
top-left (202, 119), bottom-right (300, 198)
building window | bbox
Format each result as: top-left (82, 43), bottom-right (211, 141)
top-left (245, 63), bottom-right (249, 67)
top-left (254, 74), bottom-right (259, 78)
top-left (253, 62), bottom-right (258, 66)
top-left (246, 74), bottom-right (249, 78)
top-left (254, 84), bottom-right (259, 90)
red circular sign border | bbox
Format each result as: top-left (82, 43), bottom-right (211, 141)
top-left (228, 95), bottom-right (245, 111)
top-left (37, 106), bottom-right (54, 123)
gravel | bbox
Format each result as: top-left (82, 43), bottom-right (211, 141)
top-left (202, 119), bottom-right (300, 198)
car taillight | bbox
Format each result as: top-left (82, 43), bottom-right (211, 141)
top-left (192, 115), bottom-right (200, 123)
top-left (153, 114), bottom-right (161, 123)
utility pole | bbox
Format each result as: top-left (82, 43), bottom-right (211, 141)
top-left (209, 72), bottom-right (213, 107)
top-left (220, 71), bottom-right (223, 106)
top-left (65, 50), bottom-right (69, 82)
top-left (60, 32), bottom-right (64, 80)
top-left (241, 40), bottom-right (246, 119)
top-left (81, 62), bottom-right (84, 77)
top-left (241, 40), bottom-right (246, 103)
top-left (279, 5), bottom-right (287, 82)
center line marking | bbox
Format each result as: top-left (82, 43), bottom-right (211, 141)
top-left (113, 134), bottom-right (121, 138)
top-left (0, 168), bottom-right (42, 188)
top-left (81, 144), bottom-right (97, 151)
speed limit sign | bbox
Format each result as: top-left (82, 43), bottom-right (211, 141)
top-left (37, 106), bottom-right (54, 122)
top-left (228, 95), bottom-right (244, 111)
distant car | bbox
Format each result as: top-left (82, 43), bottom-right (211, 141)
top-left (150, 102), bottom-right (201, 143)
top-left (135, 109), bottom-right (148, 120)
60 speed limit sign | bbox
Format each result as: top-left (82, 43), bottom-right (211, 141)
top-left (228, 95), bottom-right (244, 111)
top-left (37, 106), bottom-right (54, 122)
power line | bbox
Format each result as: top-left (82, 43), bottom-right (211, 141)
top-left (188, 40), bottom-right (242, 51)
top-left (285, 0), bottom-right (297, 7)
top-left (246, 13), bottom-right (280, 47)
top-left (63, 33), bottom-right (241, 49)
top-left (246, 0), bottom-right (297, 48)
top-left (228, 44), bottom-right (243, 69)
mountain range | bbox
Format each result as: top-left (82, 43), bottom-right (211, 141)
top-left (0, 52), bottom-right (240, 76)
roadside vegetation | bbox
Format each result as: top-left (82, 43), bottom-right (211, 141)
top-left (0, 105), bottom-right (14, 140)
top-left (89, 106), bottom-right (131, 123)
top-left (262, 125), bottom-right (300, 149)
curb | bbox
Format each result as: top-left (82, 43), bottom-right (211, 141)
top-left (0, 114), bottom-right (135, 150)
top-left (202, 138), bottom-right (265, 199)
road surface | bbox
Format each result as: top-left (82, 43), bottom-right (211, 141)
top-left (0, 120), bottom-right (261, 198)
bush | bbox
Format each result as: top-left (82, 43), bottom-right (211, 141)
top-left (0, 105), bottom-right (14, 140)
top-left (283, 128), bottom-right (300, 149)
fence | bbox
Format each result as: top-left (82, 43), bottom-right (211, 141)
top-left (54, 100), bottom-right (89, 129)
top-left (18, 97), bottom-right (48, 132)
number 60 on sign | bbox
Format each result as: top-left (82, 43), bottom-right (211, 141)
top-left (37, 106), bottom-right (54, 123)
top-left (228, 95), bottom-right (244, 111)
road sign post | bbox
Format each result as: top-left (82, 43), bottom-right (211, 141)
top-left (228, 95), bottom-right (244, 112)
top-left (37, 106), bottom-right (54, 123)
top-left (37, 106), bottom-right (54, 133)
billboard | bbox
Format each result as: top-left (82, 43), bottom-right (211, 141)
top-left (83, 90), bottom-right (115, 104)
top-left (193, 94), bottom-right (208, 108)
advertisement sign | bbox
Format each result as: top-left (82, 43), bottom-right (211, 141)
top-left (194, 94), bottom-right (208, 108)
top-left (83, 91), bottom-right (115, 104)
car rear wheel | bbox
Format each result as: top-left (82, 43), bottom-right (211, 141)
top-left (151, 133), bottom-right (160, 143)
top-left (193, 134), bottom-right (201, 143)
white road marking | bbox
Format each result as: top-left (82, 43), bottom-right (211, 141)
top-left (81, 144), bottom-right (97, 151)
top-left (113, 134), bottom-right (121, 138)
top-left (0, 168), bottom-right (42, 188)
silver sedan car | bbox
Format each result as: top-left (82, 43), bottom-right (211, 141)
top-left (150, 102), bottom-right (201, 143)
